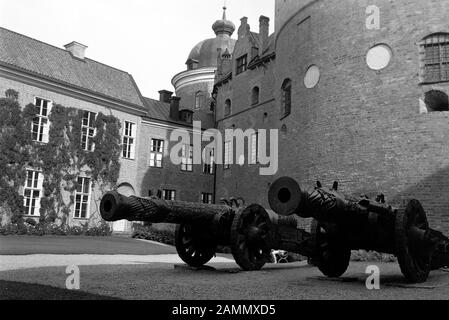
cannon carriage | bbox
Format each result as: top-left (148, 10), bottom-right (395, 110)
top-left (100, 192), bottom-right (311, 270)
top-left (268, 177), bottom-right (449, 283)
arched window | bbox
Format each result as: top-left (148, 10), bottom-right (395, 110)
top-left (195, 91), bottom-right (203, 110)
top-left (251, 86), bottom-right (260, 105)
top-left (424, 90), bottom-right (449, 112)
top-left (420, 33), bottom-right (449, 83)
top-left (281, 79), bottom-right (292, 117)
top-left (224, 99), bottom-right (232, 117)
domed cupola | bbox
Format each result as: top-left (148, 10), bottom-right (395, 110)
top-left (212, 6), bottom-right (236, 36)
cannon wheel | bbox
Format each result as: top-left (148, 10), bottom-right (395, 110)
top-left (231, 205), bottom-right (272, 271)
top-left (310, 220), bottom-right (351, 278)
top-left (395, 200), bottom-right (431, 283)
top-left (175, 224), bottom-right (216, 268)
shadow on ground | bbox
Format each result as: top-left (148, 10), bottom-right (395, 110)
top-left (0, 280), bottom-right (121, 300)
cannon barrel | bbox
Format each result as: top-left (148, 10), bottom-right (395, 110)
top-left (100, 191), bottom-right (232, 225)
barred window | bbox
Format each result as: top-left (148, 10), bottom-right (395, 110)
top-left (123, 121), bottom-right (136, 159)
top-left (163, 189), bottom-right (176, 201)
top-left (150, 139), bottom-right (164, 168)
top-left (181, 144), bottom-right (193, 172)
top-left (203, 147), bottom-right (215, 174)
top-left (74, 177), bottom-right (91, 219)
top-left (23, 170), bottom-right (43, 216)
top-left (32, 97), bottom-right (51, 143)
top-left (81, 111), bottom-right (96, 152)
top-left (201, 193), bottom-right (213, 204)
top-left (281, 79), bottom-right (292, 117)
top-left (421, 33), bottom-right (449, 83)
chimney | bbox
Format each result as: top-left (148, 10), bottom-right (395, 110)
top-left (238, 17), bottom-right (249, 38)
top-left (259, 16), bottom-right (270, 56)
top-left (64, 41), bottom-right (88, 60)
top-left (158, 90), bottom-right (173, 103)
top-left (169, 96), bottom-right (181, 121)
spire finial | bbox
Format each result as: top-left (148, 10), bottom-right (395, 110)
top-left (222, 1), bottom-right (227, 20)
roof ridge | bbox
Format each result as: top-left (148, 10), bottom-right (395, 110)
top-left (0, 26), bottom-right (133, 76)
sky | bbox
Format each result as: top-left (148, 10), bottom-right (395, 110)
top-left (0, 0), bottom-right (275, 99)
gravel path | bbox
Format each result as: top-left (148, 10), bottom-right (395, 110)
top-left (0, 254), bottom-right (235, 272)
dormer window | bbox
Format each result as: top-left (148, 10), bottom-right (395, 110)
top-left (236, 54), bottom-right (248, 75)
top-left (180, 110), bottom-right (193, 124)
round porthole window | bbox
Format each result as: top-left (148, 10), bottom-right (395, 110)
top-left (366, 44), bottom-right (392, 70)
top-left (304, 65), bottom-right (320, 89)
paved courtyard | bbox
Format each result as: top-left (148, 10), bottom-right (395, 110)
top-left (2, 236), bottom-right (449, 300)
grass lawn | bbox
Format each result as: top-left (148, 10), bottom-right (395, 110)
top-left (0, 235), bottom-right (177, 255)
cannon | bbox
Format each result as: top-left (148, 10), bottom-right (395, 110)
top-left (100, 191), bottom-right (312, 271)
top-left (267, 177), bottom-right (449, 283)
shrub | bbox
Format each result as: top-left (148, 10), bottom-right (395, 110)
top-left (132, 224), bottom-right (175, 246)
top-left (0, 221), bottom-right (112, 237)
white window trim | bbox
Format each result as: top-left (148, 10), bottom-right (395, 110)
top-left (81, 111), bottom-right (97, 152)
top-left (150, 139), bottom-right (164, 168)
top-left (32, 97), bottom-right (52, 144)
top-left (74, 177), bottom-right (92, 219)
top-left (23, 169), bottom-right (44, 217)
top-left (224, 140), bottom-right (232, 169)
top-left (203, 147), bottom-right (215, 174)
top-left (201, 193), bottom-right (213, 204)
top-left (162, 189), bottom-right (176, 201)
top-left (250, 133), bottom-right (258, 165)
top-left (181, 144), bottom-right (193, 172)
top-left (123, 121), bottom-right (137, 160)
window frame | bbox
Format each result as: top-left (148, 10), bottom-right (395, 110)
top-left (281, 79), bottom-right (292, 118)
top-left (32, 97), bottom-right (52, 144)
top-left (251, 86), bottom-right (260, 105)
top-left (81, 110), bottom-right (97, 152)
top-left (122, 121), bottom-right (137, 160)
top-left (23, 169), bottom-right (43, 217)
top-left (224, 99), bottom-right (232, 117)
top-left (250, 132), bottom-right (259, 165)
top-left (420, 33), bottom-right (449, 84)
top-left (74, 177), bottom-right (92, 219)
top-left (203, 147), bottom-right (215, 174)
top-left (181, 144), bottom-right (194, 172)
top-left (224, 140), bottom-right (232, 170)
top-left (236, 54), bottom-right (248, 75)
top-left (201, 193), bottom-right (213, 204)
top-left (150, 139), bottom-right (165, 168)
top-left (162, 189), bottom-right (176, 201)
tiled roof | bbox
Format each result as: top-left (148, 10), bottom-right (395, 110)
top-left (0, 27), bottom-right (144, 107)
top-left (143, 97), bottom-right (215, 129)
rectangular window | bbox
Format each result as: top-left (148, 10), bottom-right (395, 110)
top-left (163, 189), bottom-right (176, 201)
top-left (224, 141), bottom-right (232, 170)
top-left (201, 193), bottom-right (213, 204)
top-left (74, 177), bottom-right (91, 219)
top-left (203, 147), bottom-right (215, 174)
top-left (236, 54), bottom-right (248, 75)
top-left (81, 111), bottom-right (96, 152)
top-left (250, 132), bottom-right (258, 165)
top-left (422, 34), bottom-right (449, 83)
top-left (150, 139), bottom-right (164, 168)
top-left (181, 144), bottom-right (193, 172)
top-left (32, 97), bottom-right (51, 143)
top-left (122, 121), bottom-right (136, 159)
top-left (23, 170), bottom-right (43, 216)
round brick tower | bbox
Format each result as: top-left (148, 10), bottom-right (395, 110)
top-left (274, 0), bottom-right (449, 231)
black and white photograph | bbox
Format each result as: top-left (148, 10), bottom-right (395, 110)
top-left (1, 0), bottom-right (449, 308)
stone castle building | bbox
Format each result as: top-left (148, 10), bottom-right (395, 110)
top-left (2, 1), bottom-right (449, 234)
top-left (214, 0), bottom-right (449, 232)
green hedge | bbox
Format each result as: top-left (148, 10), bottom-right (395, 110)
top-left (0, 220), bottom-right (112, 237)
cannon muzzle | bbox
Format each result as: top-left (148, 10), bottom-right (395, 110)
top-left (268, 177), bottom-right (306, 217)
